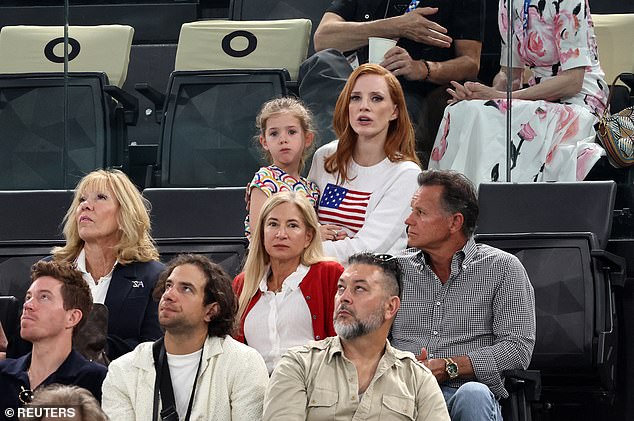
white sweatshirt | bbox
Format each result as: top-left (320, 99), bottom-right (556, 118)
top-left (308, 140), bottom-right (421, 263)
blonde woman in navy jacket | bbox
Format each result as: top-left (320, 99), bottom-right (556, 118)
top-left (233, 192), bottom-right (344, 374)
top-left (52, 169), bottom-right (163, 361)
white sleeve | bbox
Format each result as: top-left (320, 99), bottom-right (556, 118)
top-left (230, 347), bottom-right (269, 421)
top-left (323, 164), bottom-right (420, 262)
top-left (101, 361), bottom-right (138, 421)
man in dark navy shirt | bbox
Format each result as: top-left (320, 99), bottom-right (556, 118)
top-left (301, 0), bottom-right (484, 165)
top-left (0, 261), bottom-right (106, 420)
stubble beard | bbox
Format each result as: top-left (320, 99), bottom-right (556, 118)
top-left (333, 306), bottom-right (385, 340)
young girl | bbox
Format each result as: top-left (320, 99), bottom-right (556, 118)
top-left (245, 97), bottom-right (319, 239)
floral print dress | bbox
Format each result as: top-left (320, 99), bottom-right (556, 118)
top-left (429, 0), bottom-right (609, 186)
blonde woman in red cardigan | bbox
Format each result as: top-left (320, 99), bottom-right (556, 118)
top-left (233, 192), bottom-right (343, 374)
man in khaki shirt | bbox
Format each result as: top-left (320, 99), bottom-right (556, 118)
top-left (264, 252), bottom-right (450, 421)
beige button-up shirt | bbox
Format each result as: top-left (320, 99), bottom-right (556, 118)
top-left (264, 336), bottom-right (450, 421)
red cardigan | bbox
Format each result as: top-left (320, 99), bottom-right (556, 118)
top-left (232, 260), bottom-right (344, 344)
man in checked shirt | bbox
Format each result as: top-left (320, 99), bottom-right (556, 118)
top-left (391, 169), bottom-right (536, 421)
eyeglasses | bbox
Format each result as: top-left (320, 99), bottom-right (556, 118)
top-left (19, 385), bottom-right (34, 405)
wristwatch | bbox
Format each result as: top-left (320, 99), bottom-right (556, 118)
top-left (444, 358), bottom-right (459, 379)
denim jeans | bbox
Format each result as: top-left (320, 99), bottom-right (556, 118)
top-left (441, 382), bottom-right (503, 421)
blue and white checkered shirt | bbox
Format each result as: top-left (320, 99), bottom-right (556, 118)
top-left (391, 238), bottom-right (536, 399)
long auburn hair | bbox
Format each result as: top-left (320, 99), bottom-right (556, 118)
top-left (52, 169), bottom-right (159, 264)
top-left (325, 64), bottom-right (420, 183)
top-left (237, 192), bottom-right (330, 321)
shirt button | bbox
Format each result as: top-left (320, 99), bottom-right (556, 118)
top-left (364, 13), bottom-right (370, 19)
top-left (315, 336), bottom-right (321, 340)
top-left (312, 315), bottom-right (317, 320)
top-left (306, 295), bottom-right (311, 300)
top-left (435, 301), bottom-right (441, 306)
top-left (432, 330), bottom-right (438, 335)
top-left (350, 396), bottom-right (356, 401)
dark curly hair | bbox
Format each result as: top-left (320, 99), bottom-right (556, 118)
top-left (153, 254), bottom-right (237, 338)
top-left (30, 260), bottom-right (93, 335)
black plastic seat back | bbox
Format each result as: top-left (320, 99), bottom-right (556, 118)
top-left (0, 241), bottom-right (62, 307)
top-left (158, 69), bottom-right (288, 188)
top-left (0, 190), bottom-right (73, 241)
top-left (476, 181), bottom-right (617, 249)
top-left (476, 234), bottom-right (598, 371)
top-left (0, 73), bottom-right (114, 189)
top-left (0, 295), bottom-right (20, 348)
top-left (144, 187), bottom-right (247, 239)
top-left (156, 237), bottom-right (248, 279)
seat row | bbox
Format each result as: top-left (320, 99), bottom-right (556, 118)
top-left (0, 181), bottom-right (632, 418)
top-left (1, 10), bottom-right (632, 190)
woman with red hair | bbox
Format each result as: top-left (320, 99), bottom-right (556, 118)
top-left (308, 64), bottom-right (421, 263)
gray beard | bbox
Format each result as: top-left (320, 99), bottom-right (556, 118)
top-left (334, 307), bottom-right (384, 340)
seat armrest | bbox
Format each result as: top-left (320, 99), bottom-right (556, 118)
top-left (135, 82), bottom-right (166, 123)
top-left (104, 85), bottom-right (139, 125)
top-left (617, 72), bottom-right (634, 92)
top-left (591, 249), bottom-right (627, 287)
top-left (503, 369), bottom-right (541, 401)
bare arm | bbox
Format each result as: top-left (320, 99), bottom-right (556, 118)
top-left (313, 9), bottom-right (451, 53)
top-left (418, 347), bottom-right (475, 383)
top-left (248, 187), bottom-right (268, 231)
top-left (383, 39), bottom-right (481, 84)
top-left (448, 67), bottom-right (585, 102)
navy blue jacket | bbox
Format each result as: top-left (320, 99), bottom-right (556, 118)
top-left (105, 260), bottom-right (164, 360)
top-left (0, 350), bottom-right (107, 420)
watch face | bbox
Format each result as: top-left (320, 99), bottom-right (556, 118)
top-left (446, 363), bottom-right (458, 378)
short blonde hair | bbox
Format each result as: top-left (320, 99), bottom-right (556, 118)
top-left (255, 97), bottom-right (316, 171)
top-left (237, 191), bottom-right (328, 321)
top-left (21, 384), bottom-right (108, 421)
top-left (53, 169), bottom-right (159, 264)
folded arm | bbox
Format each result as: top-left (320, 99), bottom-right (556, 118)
top-left (313, 9), bottom-right (451, 53)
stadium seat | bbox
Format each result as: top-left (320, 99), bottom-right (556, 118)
top-left (229, 0), bottom-right (332, 56)
top-left (0, 190), bottom-right (73, 241)
top-left (175, 19), bottom-right (311, 81)
top-left (0, 25), bottom-right (138, 189)
top-left (591, 14), bottom-right (634, 84)
top-left (156, 237), bottom-right (248, 279)
top-left (143, 187), bottom-right (247, 238)
top-left (0, 296), bottom-right (20, 354)
top-left (138, 69), bottom-right (288, 187)
top-left (476, 181), bottom-right (627, 419)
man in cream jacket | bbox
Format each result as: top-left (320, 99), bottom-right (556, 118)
top-left (102, 254), bottom-right (268, 420)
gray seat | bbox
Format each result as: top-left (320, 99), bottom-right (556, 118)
top-left (143, 187), bottom-right (247, 238)
top-left (475, 181), bottom-right (627, 419)
top-left (0, 190), bottom-right (73, 241)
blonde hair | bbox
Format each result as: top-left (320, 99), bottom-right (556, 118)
top-left (22, 384), bottom-right (108, 421)
top-left (255, 97), bottom-right (316, 171)
top-left (325, 64), bottom-right (420, 183)
top-left (237, 191), bottom-right (328, 321)
top-left (52, 169), bottom-right (159, 264)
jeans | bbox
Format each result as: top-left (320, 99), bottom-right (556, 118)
top-left (441, 382), bottom-right (503, 421)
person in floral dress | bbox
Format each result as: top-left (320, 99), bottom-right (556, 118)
top-left (429, 0), bottom-right (608, 186)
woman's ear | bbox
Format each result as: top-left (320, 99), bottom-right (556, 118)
top-left (390, 105), bottom-right (399, 121)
